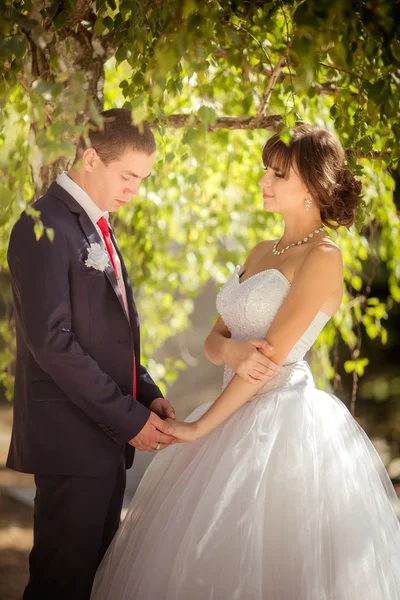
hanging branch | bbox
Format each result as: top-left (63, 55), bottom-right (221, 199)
top-left (237, 24), bottom-right (274, 72)
top-left (318, 62), bottom-right (367, 81)
top-left (256, 54), bottom-right (288, 123)
top-left (279, 2), bottom-right (296, 113)
top-left (348, 220), bottom-right (381, 416)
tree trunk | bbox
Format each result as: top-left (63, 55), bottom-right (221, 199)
top-left (26, 1), bottom-right (108, 198)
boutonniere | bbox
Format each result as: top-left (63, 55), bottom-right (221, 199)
top-left (84, 243), bottom-right (109, 272)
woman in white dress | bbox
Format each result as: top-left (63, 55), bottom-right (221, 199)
top-left (91, 124), bottom-right (400, 600)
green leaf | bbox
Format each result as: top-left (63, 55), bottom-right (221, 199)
top-left (366, 323), bottom-right (378, 339)
top-left (351, 276), bottom-right (362, 292)
top-left (182, 128), bottom-right (198, 145)
top-left (390, 39), bottom-right (400, 63)
top-left (53, 11), bottom-right (67, 30)
top-left (355, 358), bottom-right (369, 376)
top-left (367, 297), bottom-right (379, 306)
top-left (33, 223), bottom-right (43, 240)
top-left (45, 227), bottom-right (55, 242)
top-left (102, 16), bottom-right (114, 31)
top-left (197, 106), bottom-right (217, 126)
top-left (279, 129), bottom-right (292, 145)
top-left (344, 360), bottom-right (355, 374)
top-left (115, 46), bottom-right (127, 63)
top-left (94, 17), bottom-right (106, 35)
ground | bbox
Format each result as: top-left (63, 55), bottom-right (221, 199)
top-left (0, 406), bottom-right (33, 600)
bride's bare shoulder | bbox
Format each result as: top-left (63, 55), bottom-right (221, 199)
top-left (308, 236), bottom-right (342, 262)
top-left (299, 238), bottom-right (343, 283)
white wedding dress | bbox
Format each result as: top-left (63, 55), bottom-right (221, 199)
top-left (91, 267), bottom-right (400, 600)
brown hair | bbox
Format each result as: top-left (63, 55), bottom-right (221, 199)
top-left (74, 108), bottom-right (156, 164)
top-left (262, 124), bottom-right (363, 229)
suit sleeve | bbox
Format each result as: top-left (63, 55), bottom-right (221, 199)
top-left (8, 213), bottom-right (150, 444)
top-left (138, 364), bottom-right (164, 408)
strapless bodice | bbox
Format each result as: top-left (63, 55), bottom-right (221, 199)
top-left (216, 266), bottom-right (331, 365)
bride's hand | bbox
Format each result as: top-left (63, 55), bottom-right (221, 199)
top-left (224, 338), bottom-right (280, 384)
top-left (165, 418), bottom-right (202, 443)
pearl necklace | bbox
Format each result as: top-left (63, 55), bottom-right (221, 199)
top-left (272, 225), bottom-right (326, 256)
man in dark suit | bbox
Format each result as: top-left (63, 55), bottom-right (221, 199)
top-left (7, 108), bottom-right (177, 599)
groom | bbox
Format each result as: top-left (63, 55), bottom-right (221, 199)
top-left (7, 108), bottom-right (177, 599)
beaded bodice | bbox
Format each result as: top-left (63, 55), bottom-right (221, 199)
top-left (216, 266), bottom-right (331, 366)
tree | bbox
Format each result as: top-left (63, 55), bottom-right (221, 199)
top-left (0, 0), bottom-right (399, 407)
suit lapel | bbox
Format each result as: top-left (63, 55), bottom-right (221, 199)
top-left (81, 212), bottom-right (130, 322)
top-left (47, 183), bottom-right (129, 322)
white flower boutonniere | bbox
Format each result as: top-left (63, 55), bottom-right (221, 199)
top-left (85, 243), bottom-right (109, 272)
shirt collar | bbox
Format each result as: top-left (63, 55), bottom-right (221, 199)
top-left (56, 172), bottom-right (109, 226)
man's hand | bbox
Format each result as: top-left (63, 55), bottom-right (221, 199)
top-left (129, 411), bottom-right (176, 452)
top-left (224, 339), bottom-right (280, 384)
top-left (149, 397), bottom-right (176, 420)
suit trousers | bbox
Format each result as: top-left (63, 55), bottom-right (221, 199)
top-left (23, 457), bottom-right (126, 600)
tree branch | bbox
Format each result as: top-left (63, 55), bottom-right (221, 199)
top-left (151, 114), bottom-right (282, 131)
top-left (237, 24), bottom-right (273, 72)
top-left (257, 54), bottom-right (288, 119)
top-left (318, 62), bottom-right (367, 81)
top-left (150, 114), bottom-right (384, 160)
top-left (212, 49), bottom-right (358, 98)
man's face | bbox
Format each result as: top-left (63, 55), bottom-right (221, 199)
top-left (83, 147), bottom-right (156, 212)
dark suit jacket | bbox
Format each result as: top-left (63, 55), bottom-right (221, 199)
top-left (7, 182), bottom-right (163, 476)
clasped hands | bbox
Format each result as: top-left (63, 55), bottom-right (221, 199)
top-left (128, 397), bottom-right (206, 449)
top-left (128, 397), bottom-right (177, 451)
top-left (165, 338), bottom-right (280, 443)
top-left (130, 338), bottom-right (279, 449)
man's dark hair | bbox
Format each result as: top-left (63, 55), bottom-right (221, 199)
top-left (74, 108), bottom-right (156, 164)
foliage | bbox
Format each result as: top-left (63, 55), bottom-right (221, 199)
top-left (0, 0), bottom-right (399, 400)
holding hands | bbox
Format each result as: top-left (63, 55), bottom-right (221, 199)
top-left (164, 337), bottom-right (282, 445)
top-left (129, 397), bottom-right (177, 451)
top-left (130, 339), bottom-right (281, 450)
top-left (149, 397), bottom-right (176, 420)
top-left (150, 339), bottom-right (282, 447)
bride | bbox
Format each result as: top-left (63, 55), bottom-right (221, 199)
top-left (91, 124), bottom-right (400, 600)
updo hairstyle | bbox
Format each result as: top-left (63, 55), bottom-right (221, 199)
top-left (262, 124), bottom-right (363, 229)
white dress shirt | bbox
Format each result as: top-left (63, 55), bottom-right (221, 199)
top-left (57, 172), bottom-right (129, 314)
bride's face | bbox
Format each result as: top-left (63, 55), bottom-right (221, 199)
top-left (258, 161), bottom-right (309, 216)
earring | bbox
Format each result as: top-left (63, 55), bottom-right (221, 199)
top-left (304, 197), bottom-right (312, 211)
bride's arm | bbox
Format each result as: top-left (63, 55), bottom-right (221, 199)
top-left (204, 242), bottom-right (280, 383)
top-left (169, 245), bottom-right (343, 442)
top-left (203, 316), bottom-right (233, 366)
top-left (204, 316), bottom-right (278, 382)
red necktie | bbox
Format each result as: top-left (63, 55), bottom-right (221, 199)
top-left (97, 216), bottom-right (137, 399)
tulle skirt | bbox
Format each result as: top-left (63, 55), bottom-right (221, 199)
top-left (91, 361), bottom-right (400, 600)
